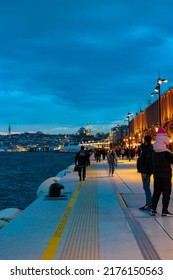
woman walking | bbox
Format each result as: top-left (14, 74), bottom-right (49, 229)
top-left (107, 150), bottom-right (117, 176)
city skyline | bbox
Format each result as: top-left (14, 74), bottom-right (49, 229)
top-left (0, 1), bottom-right (173, 134)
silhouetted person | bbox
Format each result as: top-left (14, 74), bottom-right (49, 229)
top-left (107, 149), bottom-right (117, 176)
top-left (75, 146), bottom-right (89, 181)
top-left (95, 149), bottom-right (101, 162)
top-left (152, 128), bottom-right (173, 216)
top-left (137, 135), bottom-right (153, 211)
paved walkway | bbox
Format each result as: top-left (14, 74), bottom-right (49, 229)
top-left (0, 158), bottom-right (173, 260)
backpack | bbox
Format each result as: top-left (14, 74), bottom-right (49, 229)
top-left (137, 145), bottom-right (153, 174)
top-left (137, 155), bottom-right (143, 173)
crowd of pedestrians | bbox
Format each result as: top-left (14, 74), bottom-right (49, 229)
top-left (93, 147), bottom-right (138, 162)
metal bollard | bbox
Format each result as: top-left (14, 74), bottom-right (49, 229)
top-left (49, 181), bottom-right (64, 197)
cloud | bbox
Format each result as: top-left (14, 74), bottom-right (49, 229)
top-left (0, 0), bottom-right (173, 134)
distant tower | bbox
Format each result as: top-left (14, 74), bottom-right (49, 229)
top-left (88, 123), bottom-right (92, 134)
top-left (86, 123), bottom-right (89, 131)
top-left (8, 123), bottom-right (11, 135)
top-left (98, 127), bottom-right (102, 134)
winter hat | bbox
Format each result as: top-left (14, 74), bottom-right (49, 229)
top-left (157, 127), bottom-right (166, 134)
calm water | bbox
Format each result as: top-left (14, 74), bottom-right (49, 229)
top-left (0, 152), bottom-right (75, 211)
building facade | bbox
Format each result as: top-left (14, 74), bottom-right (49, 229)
top-left (129, 87), bottom-right (173, 142)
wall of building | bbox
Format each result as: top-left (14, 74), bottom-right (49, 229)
top-left (130, 87), bottom-right (173, 136)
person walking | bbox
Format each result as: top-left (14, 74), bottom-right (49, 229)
top-left (137, 135), bottom-right (153, 211)
top-left (107, 149), bottom-right (117, 176)
top-left (151, 127), bottom-right (173, 216)
top-left (95, 149), bottom-right (101, 162)
top-left (75, 146), bottom-right (89, 181)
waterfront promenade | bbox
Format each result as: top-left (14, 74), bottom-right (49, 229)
top-left (0, 157), bottom-right (173, 260)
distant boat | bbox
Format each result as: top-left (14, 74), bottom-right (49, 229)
top-left (60, 144), bottom-right (95, 153)
top-left (60, 145), bottom-right (81, 153)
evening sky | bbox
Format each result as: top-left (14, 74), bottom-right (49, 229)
top-left (0, 0), bottom-right (173, 134)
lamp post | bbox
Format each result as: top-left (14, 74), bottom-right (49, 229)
top-left (151, 77), bottom-right (168, 127)
top-left (125, 112), bottom-right (132, 161)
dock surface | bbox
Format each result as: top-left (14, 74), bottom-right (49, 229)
top-left (0, 158), bottom-right (173, 260)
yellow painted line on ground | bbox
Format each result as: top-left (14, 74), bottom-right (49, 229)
top-left (116, 193), bottom-right (127, 209)
top-left (41, 181), bottom-right (83, 260)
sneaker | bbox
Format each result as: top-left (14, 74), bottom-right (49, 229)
top-left (139, 205), bottom-right (152, 211)
top-left (151, 210), bottom-right (157, 216)
top-left (162, 211), bottom-right (173, 216)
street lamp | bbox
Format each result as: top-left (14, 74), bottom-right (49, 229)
top-left (151, 77), bottom-right (168, 127)
top-left (125, 112), bottom-right (133, 161)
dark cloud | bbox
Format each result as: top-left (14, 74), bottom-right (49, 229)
top-left (0, 0), bottom-right (173, 133)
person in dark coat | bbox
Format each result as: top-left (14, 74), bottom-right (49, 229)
top-left (152, 127), bottom-right (173, 216)
top-left (107, 149), bottom-right (117, 176)
top-left (95, 149), bottom-right (101, 162)
top-left (137, 135), bottom-right (153, 211)
top-left (75, 146), bottom-right (89, 181)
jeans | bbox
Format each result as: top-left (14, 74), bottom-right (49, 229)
top-left (109, 163), bottom-right (115, 174)
top-left (142, 174), bottom-right (152, 206)
top-left (78, 166), bottom-right (86, 180)
top-left (152, 177), bottom-right (172, 212)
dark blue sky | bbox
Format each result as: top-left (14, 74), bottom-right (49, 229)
top-left (0, 0), bottom-right (173, 134)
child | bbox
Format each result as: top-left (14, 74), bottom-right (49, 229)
top-left (153, 127), bottom-right (170, 152)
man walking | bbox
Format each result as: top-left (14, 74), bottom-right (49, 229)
top-left (75, 146), bottom-right (89, 181)
top-left (152, 127), bottom-right (173, 216)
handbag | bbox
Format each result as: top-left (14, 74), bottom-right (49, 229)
top-left (74, 165), bottom-right (79, 172)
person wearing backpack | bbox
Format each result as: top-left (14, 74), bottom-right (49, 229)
top-left (75, 146), bottom-right (90, 181)
top-left (137, 135), bottom-right (153, 211)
